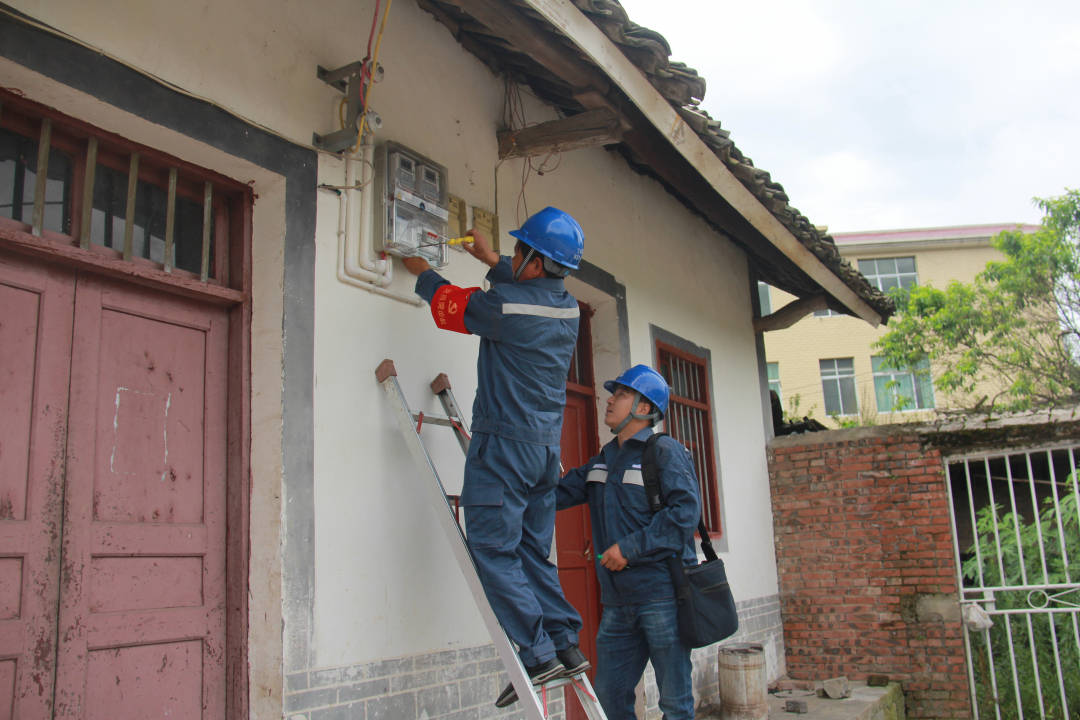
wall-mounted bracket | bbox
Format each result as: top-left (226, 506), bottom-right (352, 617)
top-left (313, 61), bottom-right (382, 153)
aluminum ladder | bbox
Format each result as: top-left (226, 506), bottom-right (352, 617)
top-left (375, 358), bottom-right (607, 720)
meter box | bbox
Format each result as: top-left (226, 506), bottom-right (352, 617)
top-left (377, 142), bottom-right (450, 268)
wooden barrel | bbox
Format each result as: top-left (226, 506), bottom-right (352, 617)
top-left (718, 643), bottom-right (767, 720)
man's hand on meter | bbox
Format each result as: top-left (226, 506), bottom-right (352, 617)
top-left (402, 256), bottom-right (431, 275)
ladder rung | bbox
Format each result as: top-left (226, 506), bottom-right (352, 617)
top-left (412, 413), bottom-right (459, 427)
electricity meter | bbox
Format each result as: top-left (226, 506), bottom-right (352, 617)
top-left (377, 142), bottom-right (450, 268)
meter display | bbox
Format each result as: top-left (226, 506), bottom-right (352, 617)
top-left (377, 142), bottom-right (449, 268)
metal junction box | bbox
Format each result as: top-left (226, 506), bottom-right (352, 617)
top-left (377, 142), bottom-right (449, 268)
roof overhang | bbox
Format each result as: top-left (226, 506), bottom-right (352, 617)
top-left (423, 0), bottom-right (891, 326)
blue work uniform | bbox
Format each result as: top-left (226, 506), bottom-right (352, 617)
top-left (415, 257), bottom-right (583, 666)
top-left (557, 428), bottom-right (701, 719)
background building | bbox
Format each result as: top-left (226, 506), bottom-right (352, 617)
top-left (762, 223), bottom-right (1038, 425)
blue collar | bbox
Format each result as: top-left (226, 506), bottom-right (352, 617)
top-left (520, 275), bottom-right (566, 291)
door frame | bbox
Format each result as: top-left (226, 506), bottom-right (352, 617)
top-left (0, 218), bottom-right (253, 720)
top-left (0, 86), bottom-right (254, 714)
top-left (1, 16), bottom-right (316, 710)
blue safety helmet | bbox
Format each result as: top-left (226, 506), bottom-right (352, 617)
top-left (604, 365), bottom-right (670, 424)
top-left (508, 206), bottom-right (584, 272)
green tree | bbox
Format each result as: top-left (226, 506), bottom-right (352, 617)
top-left (875, 189), bottom-right (1080, 412)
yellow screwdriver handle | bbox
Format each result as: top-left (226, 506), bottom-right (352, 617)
top-left (446, 236), bottom-right (475, 246)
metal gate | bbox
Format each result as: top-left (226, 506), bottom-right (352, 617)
top-left (946, 444), bottom-right (1080, 719)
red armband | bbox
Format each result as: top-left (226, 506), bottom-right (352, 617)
top-left (431, 285), bottom-right (480, 334)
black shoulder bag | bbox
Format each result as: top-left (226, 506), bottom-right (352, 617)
top-left (643, 432), bottom-right (739, 648)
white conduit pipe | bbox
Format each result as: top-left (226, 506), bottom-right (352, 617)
top-left (337, 140), bottom-right (424, 306)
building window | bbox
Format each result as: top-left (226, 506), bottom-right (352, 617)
top-left (813, 308), bottom-right (841, 318)
top-left (872, 356), bottom-right (934, 411)
top-left (857, 257), bottom-right (918, 293)
top-left (757, 281), bottom-right (772, 315)
top-left (820, 358), bottom-right (857, 416)
top-left (656, 341), bottom-right (722, 534)
top-left (0, 90), bottom-right (249, 289)
top-left (767, 362), bottom-right (781, 404)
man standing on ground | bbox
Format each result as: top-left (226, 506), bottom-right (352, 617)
top-left (557, 365), bottom-right (701, 720)
top-left (402, 207), bottom-right (590, 706)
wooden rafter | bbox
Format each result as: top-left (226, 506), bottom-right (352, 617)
top-left (753, 295), bottom-right (829, 333)
top-left (497, 108), bottom-right (624, 159)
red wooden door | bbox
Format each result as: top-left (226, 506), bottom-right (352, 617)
top-left (0, 250), bottom-right (228, 719)
top-left (557, 303), bottom-right (601, 720)
top-left (53, 275), bottom-right (228, 718)
top-left (0, 254), bottom-right (74, 720)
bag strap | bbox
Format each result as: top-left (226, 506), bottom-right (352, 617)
top-left (642, 432), bottom-right (718, 562)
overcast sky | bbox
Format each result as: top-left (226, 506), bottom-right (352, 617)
top-left (615, 0), bottom-right (1080, 233)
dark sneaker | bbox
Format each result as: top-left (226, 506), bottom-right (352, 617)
top-left (494, 658), bottom-right (564, 708)
top-left (556, 645), bottom-right (590, 676)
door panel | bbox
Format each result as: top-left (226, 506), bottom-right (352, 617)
top-left (557, 393), bottom-right (602, 658)
top-left (53, 275), bottom-right (228, 718)
top-left (0, 253), bottom-right (74, 720)
top-left (558, 393), bottom-right (602, 720)
top-left (557, 302), bottom-right (601, 720)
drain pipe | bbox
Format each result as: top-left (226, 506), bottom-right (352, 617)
top-left (336, 140), bottom-right (424, 306)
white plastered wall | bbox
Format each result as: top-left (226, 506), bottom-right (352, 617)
top-left (8, 0), bottom-right (779, 677)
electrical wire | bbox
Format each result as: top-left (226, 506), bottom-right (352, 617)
top-left (501, 76), bottom-right (565, 226)
top-left (353, 0), bottom-right (394, 152)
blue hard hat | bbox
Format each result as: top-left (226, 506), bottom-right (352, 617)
top-left (604, 365), bottom-right (670, 418)
top-left (508, 206), bottom-right (584, 270)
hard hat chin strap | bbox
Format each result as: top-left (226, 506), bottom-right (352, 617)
top-left (611, 391), bottom-right (662, 434)
top-left (542, 256), bottom-right (571, 278)
top-left (513, 247), bottom-right (537, 282)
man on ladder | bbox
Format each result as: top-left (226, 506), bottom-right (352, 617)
top-left (402, 206), bottom-right (588, 707)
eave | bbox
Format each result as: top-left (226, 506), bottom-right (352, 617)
top-left (418, 0), bottom-right (894, 326)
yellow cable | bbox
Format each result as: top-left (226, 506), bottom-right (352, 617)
top-left (353, 0), bottom-right (394, 152)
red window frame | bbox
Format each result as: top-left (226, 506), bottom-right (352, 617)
top-left (655, 340), bottom-right (723, 535)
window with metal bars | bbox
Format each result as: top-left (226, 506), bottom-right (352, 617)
top-left (655, 341), bottom-right (722, 535)
top-left (0, 90), bottom-right (248, 289)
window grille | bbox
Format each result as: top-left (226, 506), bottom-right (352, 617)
top-left (0, 91), bottom-right (249, 289)
top-left (820, 357), bottom-right (857, 416)
top-left (656, 341), bottom-right (722, 534)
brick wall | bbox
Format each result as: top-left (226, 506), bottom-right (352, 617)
top-left (768, 428), bottom-right (971, 719)
top-left (283, 594), bottom-right (786, 720)
top-left (283, 644), bottom-right (558, 720)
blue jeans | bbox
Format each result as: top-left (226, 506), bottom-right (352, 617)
top-left (595, 600), bottom-right (693, 720)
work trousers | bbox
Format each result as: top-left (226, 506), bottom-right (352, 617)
top-left (462, 433), bottom-right (582, 667)
top-left (594, 600), bottom-right (693, 720)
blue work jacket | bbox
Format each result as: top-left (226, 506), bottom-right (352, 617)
top-left (557, 428), bottom-right (701, 606)
top-left (415, 257), bottom-right (579, 445)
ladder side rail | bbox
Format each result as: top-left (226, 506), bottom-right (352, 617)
top-left (572, 675), bottom-right (607, 720)
top-left (376, 365), bottom-right (547, 720)
top-left (431, 372), bottom-right (471, 455)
